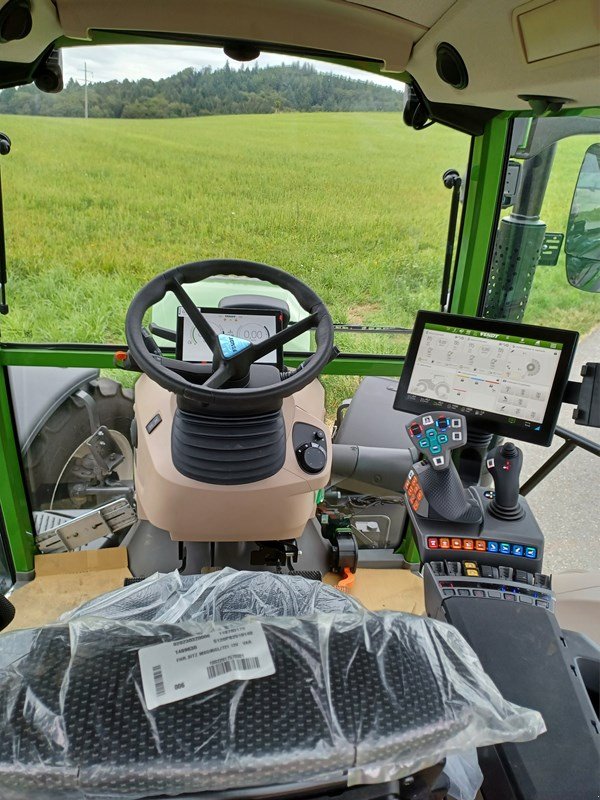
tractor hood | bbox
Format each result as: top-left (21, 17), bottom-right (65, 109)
top-left (0, 0), bottom-right (599, 112)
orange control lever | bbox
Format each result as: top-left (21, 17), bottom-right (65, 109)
top-left (337, 567), bottom-right (355, 592)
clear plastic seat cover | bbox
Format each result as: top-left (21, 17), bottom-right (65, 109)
top-left (0, 571), bottom-right (544, 799)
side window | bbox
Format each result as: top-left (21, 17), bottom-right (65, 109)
top-left (483, 116), bottom-right (600, 330)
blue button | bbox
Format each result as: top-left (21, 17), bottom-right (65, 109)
top-left (436, 418), bottom-right (449, 429)
top-left (427, 429), bottom-right (436, 437)
top-left (419, 438), bottom-right (429, 448)
top-left (430, 444), bottom-right (442, 454)
top-left (499, 543), bottom-right (511, 555)
top-left (487, 541), bottom-right (499, 552)
top-left (525, 547), bottom-right (537, 559)
top-left (511, 544), bottom-right (524, 556)
top-left (438, 434), bottom-right (448, 444)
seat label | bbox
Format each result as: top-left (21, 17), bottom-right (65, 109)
top-left (138, 620), bottom-right (275, 710)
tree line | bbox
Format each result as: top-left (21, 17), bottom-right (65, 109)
top-left (0, 62), bottom-right (402, 118)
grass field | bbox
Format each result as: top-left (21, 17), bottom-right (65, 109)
top-left (0, 112), bottom-right (597, 358)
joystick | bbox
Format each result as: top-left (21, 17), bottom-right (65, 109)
top-left (486, 442), bottom-right (525, 520)
top-left (404, 412), bottom-right (483, 525)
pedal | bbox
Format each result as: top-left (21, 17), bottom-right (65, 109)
top-left (34, 510), bottom-right (71, 536)
top-left (36, 498), bottom-right (137, 553)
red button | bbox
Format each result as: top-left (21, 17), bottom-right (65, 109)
top-left (439, 538), bottom-right (450, 549)
top-left (475, 540), bottom-right (486, 551)
top-left (463, 539), bottom-right (474, 550)
top-left (428, 538), bottom-right (439, 549)
top-left (451, 538), bottom-right (462, 549)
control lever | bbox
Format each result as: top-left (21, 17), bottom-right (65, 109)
top-left (486, 442), bottom-right (525, 520)
top-left (405, 412), bottom-right (483, 525)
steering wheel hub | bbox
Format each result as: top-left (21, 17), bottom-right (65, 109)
top-left (218, 334), bottom-right (252, 360)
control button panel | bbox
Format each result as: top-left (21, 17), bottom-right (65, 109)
top-left (292, 422), bottom-right (328, 475)
top-left (406, 411), bottom-right (466, 470)
top-left (425, 560), bottom-right (554, 611)
top-left (426, 536), bottom-right (537, 559)
top-left (404, 469), bottom-right (426, 515)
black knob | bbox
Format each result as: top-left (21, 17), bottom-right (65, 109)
top-left (297, 443), bottom-right (327, 474)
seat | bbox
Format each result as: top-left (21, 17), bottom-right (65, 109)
top-left (0, 573), bottom-right (543, 800)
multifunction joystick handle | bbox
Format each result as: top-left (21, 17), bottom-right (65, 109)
top-left (486, 442), bottom-right (525, 520)
top-left (405, 411), bottom-right (466, 470)
top-left (404, 411), bottom-right (482, 525)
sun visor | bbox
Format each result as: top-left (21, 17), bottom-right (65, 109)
top-left (55, 0), bottom-right (423, 73)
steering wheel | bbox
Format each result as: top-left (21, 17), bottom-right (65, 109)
top-left (125, 259), bottom-right (335, 409)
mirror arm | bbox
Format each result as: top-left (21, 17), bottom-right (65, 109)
top-left (562, 362), bottom-right (600, 428)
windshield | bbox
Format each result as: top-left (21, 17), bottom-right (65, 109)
top-left (0, 45), bottom-right (469, 355)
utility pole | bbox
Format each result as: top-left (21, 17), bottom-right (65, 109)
top-left (79, 62), bottom-right (92, 118)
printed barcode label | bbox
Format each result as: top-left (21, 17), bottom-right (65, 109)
top-left (138, 621), bottom-right (275, 710)
top-left (207, 656), bottom-right (260, 679)
top-left (153, 665), bottom-right (166, 696)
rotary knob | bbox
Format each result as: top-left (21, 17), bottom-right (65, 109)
top-left (296, 442), bottom-right (327, 474)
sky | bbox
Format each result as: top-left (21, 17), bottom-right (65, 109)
top-left (61, 44), bottom-right (404, 90)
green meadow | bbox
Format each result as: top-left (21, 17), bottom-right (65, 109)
top-left (0, 112), bottom-right (597, 400)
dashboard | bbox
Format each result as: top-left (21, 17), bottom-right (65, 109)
top-left (176, 307), bottom-right (284, 367)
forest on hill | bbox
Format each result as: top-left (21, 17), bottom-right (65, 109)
top-left (0, 62), bottom-right (403, 118)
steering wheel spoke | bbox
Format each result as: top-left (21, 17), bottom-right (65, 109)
top-left (171, 278), bottom-right (217, 351)
top-left (203, 362), bottom-right (235, 390)
top-left (158, 356), bottom-right (212, 377)
top-left (251, 311), bottom-right (319, 360)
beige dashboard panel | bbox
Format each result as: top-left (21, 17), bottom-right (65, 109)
top-left (134, 375), bottom-right (332, 542)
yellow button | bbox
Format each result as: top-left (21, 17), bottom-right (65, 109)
top-left (464, 561), bottom-right (477, 570)
top-left (466, 568), bottom-right (480, 577)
